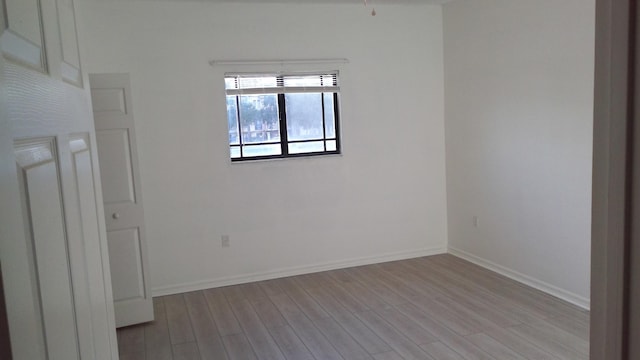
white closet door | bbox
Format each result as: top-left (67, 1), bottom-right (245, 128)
top-left (91, 73), bottom-right (154, 328)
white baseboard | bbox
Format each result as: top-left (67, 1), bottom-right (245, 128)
top-left (448, 246), bottom-right (590, 310)
top-left (152, 246), bottom-right (447, 297)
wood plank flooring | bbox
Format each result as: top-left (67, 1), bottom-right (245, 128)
top-left (117, 254), bottom-right (589, 360)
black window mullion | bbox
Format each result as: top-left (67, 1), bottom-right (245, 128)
top-left (321, 93), bottom-right (327, 151)
top-left (277, 92), bottom-right (288, 156)
top-left (236, 95), bottom-right (244, 158)
top-left (333, 92), bottom-right (341, 152)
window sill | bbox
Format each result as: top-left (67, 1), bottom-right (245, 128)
top-left (229, 152), bottom-right (343, 165)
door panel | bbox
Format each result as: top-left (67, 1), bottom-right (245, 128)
top-left (4, 0), bottom-right (42, 46)
top-left (55, 0), bottom-right (81, 85)
top-left (96, 129), bottom-right (136, 204)
top-left (1, 0), bottom-right (46, 70)
top-left (91, 88), bottom-right (127, 115)
top-left (69, 134), bottom-right (113, 358)
top-left (107, 228), bottom-right (145, 301)
top-left (15, 138), bottom-right (80, 360)
top-left (66, 137), bottom-right (96, 360)
top-left (91, 73), bottom-right (154, 327)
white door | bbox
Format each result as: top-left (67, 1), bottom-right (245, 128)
top-left (0, 0), bottom-right (118, 358)
top-left (90, 73), bottom-right (154, 328)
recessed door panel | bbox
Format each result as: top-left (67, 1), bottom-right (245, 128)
top-left (56, 0), bottom-right (82, 85)
top-left (1, 0), bottom-right (46, 70)
top-left (91, 88), bottom-right (127, 116)
top-left (107, 227), bottom-right (145, 301)
top-left (96, 129), bottom-right (136, 204)
top-left (5, 0), bottom-right (41, 46)
top-left (15, 138), bottom-right (80, 360)
top-left (69, 134), bottom-right (112, 358)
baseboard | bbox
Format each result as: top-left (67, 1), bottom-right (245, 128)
top-left (152, 246), bottom-right (447, 297)
top-left (448, 246), bottom-right (590, 310)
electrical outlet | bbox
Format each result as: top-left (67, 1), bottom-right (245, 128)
top-left (221, 235), bottom-right (230, 248)
top-left (473, 216), bottom-right (480, 228)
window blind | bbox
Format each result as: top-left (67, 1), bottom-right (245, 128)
top-left (225, 72), bottom-right (339, 96)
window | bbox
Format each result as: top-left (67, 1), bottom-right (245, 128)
top-left (225, 72), bottom-right (341, 161)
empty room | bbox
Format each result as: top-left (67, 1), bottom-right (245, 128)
top-left (2, 0), bottom-right (637, 359)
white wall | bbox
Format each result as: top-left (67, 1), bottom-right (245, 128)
top-left (443, 0), bottom-right (594, 307)
top-left (77, 1), bottom-right (448, 295)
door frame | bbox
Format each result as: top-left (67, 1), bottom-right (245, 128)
top-left (0, 264), bottom-right (11, 359)
top-left (591, 0), bottom-right (639, 359)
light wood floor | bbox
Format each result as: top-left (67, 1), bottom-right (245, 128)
top-left (117, 254), bottom-right (590, 360)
